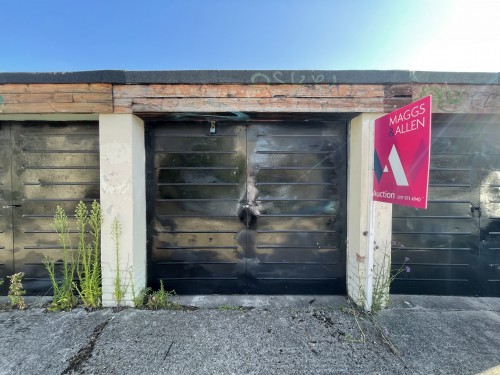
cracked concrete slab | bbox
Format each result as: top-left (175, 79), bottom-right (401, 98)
top-left (0, 296), bottom-right (498, 375)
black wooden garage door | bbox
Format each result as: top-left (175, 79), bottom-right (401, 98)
top-left (392, 114), bottom-right (500, 296)
top-left (146, 120), bottom-right (347, 294)
top-left (0, 122), bottom-right (99, 294)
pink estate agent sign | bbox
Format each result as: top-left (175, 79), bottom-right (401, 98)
top-left (373, 96), bottom-right (432, 209)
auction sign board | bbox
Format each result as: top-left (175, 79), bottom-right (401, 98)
top-left (373, 96), bottom-right (432, 208)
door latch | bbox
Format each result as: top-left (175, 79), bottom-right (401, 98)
top-left (210, 121), bottom-right (216, 134)
top-left (470, 204), bottom-right (481, 218)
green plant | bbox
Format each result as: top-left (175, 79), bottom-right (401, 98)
top-left (111, 217), bottom-right (129, 306)
top-left (44, 206), bottom-right (77, 311)
top-left (7, 272), bottom-right (27, 310)
top-left (371, 242), bottom-right (410, 313)
top-left (133, 286), bottom-right (151, 309)
top-left (351, 240), bottom-right (410, 314)
top-left (145, 281), bottom-right (176, 310)
top-left (340, 301), bottom-right (366, 343)
top-left (74, 201), bottom-right (102, 309)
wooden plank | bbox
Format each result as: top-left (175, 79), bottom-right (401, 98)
top-left (72, 92), bottom-right (113, 102)
top-left (0, 102), bottom-right (113, 114)
top-left (0, 93), bottom-right (73, 103)
top-left (414, 84), bottom-right (500, 113)
top-left (113, 99), bottom-right (133, 113)
top-left (129, 97), bottom-right (385, 113)
top-left (113, 84), bottom-right (385, 99)
top-left (0, 83), bottom-right (111, 94)
top-left (28, 83), bottom-right (112, 94)
top-left (0, 84), bottom-right (30, 94)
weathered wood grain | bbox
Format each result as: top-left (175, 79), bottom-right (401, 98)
top-left (113, 84), bottom-right (385, 99)
top-left (129, 97), bottom-right (385, 113)
top-left (0, 102), bottom-right (113, 114)
top-left (414, 84), bottom-right (500, 113)
top-left (0, 83), bottom-right (113, 114)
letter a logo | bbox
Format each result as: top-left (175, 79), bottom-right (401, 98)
top-left (374, 144), bottom-right (409, 186)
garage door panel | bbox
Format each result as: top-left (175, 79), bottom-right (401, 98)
top-left (158, 185), bottom-right (240, 200)
top-left (249, 262), bottom-right (340, 279)
top-left (156, 232), bottom-right (237, 248)
top-left (256, 216), bottom-right (338, 232)
top-left (256, 169), bottom-right (338, 184)
top-left (148, 120), bottom-right (347, 294)
top-left (154, 217), bottom-right (241, 232)
top-left (392, 217), bottom-right (476, 234)
top-left (254, 138), bottom-right (342, 154)
top-left (155, 200), bottom-right (239, 217)
top-left (391, 279), bottom-right (474, 295)
top-left (157, 168), bottom-right (240, 185)
top-left (393, 115), bottom-right (500, 296)
top-left (22, 185), bottom-right (100, 201)
top-left (20, 169), bottom-right (99, 184)
top-left (427, 186), bottom-right (475, 200)
top-left (431, 137), bottom-right (475, 155)
top-left (154, 247), bottom-right (240, 264)
top-left (253, 247), bottom-right (342, 264)
top-left (153, 136), bottom-right (239, 153)
top-left (3, 122), bottom-right (100, 294)
top-left (258, 199), bottom-right (339, 216)
top-left (431, 154), bottom-right (473, 169)
top-left (256, 231), bottom-right (339, 247)
top-left (19, 153), bottom-right (99, 168)
top-left (429, 170), bottom-right (472, 186)
top-left (256, 154), bottom-right (338, 169)
top-left (155, 154), bottom-right (240, 169)
top-left (248, 278), bottom-right (342, 294)
top-left (393, 202), bottom-right (471, 218)
top-left (392, 248), bottom-right (476, 267)
top-left (17, 136), bottom-right (98, 152)
top-left (257, 184), bottom-right (337, 200)
top-left (155, 263), bottom-right (240, 280)
top-left (392, 233), bottom-right (475, 251)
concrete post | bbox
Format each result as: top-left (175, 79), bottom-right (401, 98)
top-left (99, 114), bottom-right (146, 307)
top-left (347, 113), bottom-right (393, 311)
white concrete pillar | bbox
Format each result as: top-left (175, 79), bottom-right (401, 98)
top-left (347, 113), bottom-right (393, 311)
top-left (99, 114), bottom-right (146, 307)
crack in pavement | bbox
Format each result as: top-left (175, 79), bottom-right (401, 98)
top-left (61, 319), bottom-right (110, 375)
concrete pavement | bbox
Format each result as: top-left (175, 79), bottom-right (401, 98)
top-left (0, 295), bottom-right (498, 375)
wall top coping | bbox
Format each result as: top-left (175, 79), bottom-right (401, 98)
top-left (0, 70), bottom-right (499, 85)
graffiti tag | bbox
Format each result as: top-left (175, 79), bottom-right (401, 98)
top-left (250, 71), bottom-right (337, 84)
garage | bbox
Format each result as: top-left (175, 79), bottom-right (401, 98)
top-left (146, 118), bottom-right (347, 294)
top-left (0, 122), bottom-right (99, 294)
top-left (392, 114), bottom-right (500, 296)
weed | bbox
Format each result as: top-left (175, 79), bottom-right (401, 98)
top-left (133, 286), bottom-right (152, 309)
top-left (111, 217), bottom-right (129, 306)
top-left (340, 301), bottom-right (366, 343)
top-left (145, 281), bottom-right (176, 310)
top-left (74, 201), bottom-right (102, 309)
top-left (7, 272), bottom-right (27, 310)
top-left (44, 206), bottom-right (77, 311)
top-left (371, 242), bottom-right (410, 313)
top-left (352, 240), bottom-right (410, 314)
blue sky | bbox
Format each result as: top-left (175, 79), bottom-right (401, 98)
top-left (1, 0), bottom-right (499, 72)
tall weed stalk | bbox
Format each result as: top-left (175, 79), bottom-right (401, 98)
top-left (43, 206), bottom-right (77, 311)
top-left (74, 201), bottom-right (102, 309)
top-left (112, 217), bottom-right (127, 306)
